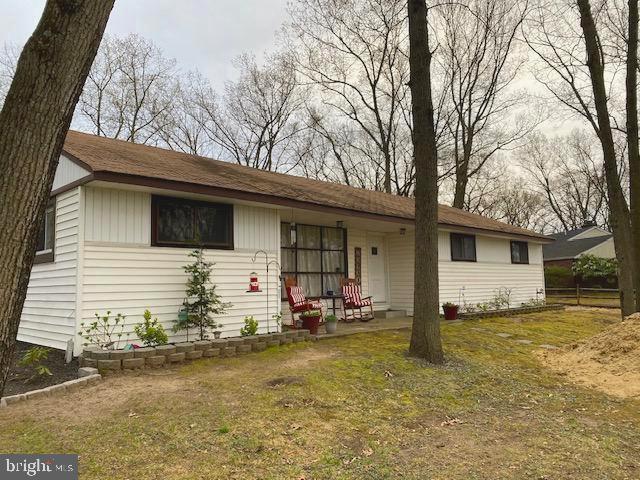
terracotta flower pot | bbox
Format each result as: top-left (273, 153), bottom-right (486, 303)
top-left (443, 305), bottom-right (459, 321)
top-left (301, 314), bottom-right (321, 335)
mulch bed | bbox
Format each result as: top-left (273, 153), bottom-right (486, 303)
top-left (4, 341), bottom-right (78, 397)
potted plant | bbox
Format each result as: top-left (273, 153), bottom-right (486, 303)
top-left (300, 309), bottom-right (322, 335)
top-left (442, 302), bottom-right (459, 321)
top-left (324, 314), bottom-right (338, 334)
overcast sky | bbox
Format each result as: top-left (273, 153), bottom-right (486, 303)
top-left (0, 0), bottom-right (289, 89)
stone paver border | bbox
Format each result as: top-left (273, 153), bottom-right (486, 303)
top-left (0, 372), bottom-right (102, 409)
top-left (1, 330), bottom-right (310, 409)
top-left (79, 330), bottom-right (310, 372)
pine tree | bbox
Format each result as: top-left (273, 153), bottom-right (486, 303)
top-left (178, 249), bottom-right (232, 340)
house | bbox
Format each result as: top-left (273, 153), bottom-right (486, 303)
top-left (542, 221), bottom-right (615, 269)
top-left (20, 131), bottom-right (552, 355)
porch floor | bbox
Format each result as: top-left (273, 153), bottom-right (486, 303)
top-left (313, 315), bottom-right (413, 339)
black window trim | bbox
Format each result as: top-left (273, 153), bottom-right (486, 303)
top-left (450, 232), bottom-right (477, 262)
top-left (34, 197), bottom-right (56, 265)
top-left (151, 195), bottom-right (234, 250)
top-left (281, 222), bottom-right (348, 299)
top-left (510, 240), bottom-right (529, 265)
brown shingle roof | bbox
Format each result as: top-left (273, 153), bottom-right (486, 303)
top-left (62, 130), bottom-right (550, 242)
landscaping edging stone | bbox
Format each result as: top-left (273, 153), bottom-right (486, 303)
top-left (0, 373), bottom-right (102, 409)
top-left (456, 304), bottom-right (564, 320)
top-left (76, 331), bottom-right (312, 375)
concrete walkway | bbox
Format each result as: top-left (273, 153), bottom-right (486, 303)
top-left (313, 316), bottom-right (413, 339)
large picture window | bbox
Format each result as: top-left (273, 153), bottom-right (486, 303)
top-left (510, 241), bottom-right (529, 264)
top-left (450, 233), bottom-right (476, 262)
top-left (281, 223), bottom-right (347, 298)
top-left (152, 196), bottom-right (233, 249)
top-left (34, 198), bottom-right (55, 264)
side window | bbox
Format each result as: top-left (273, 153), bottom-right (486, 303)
top-left (34, 198), bottom-right (55, 264)
top-left (151, 196), bottom-right (234, 249)
top-left (510, 241), bottom-right (529, 264)
top-left (450, 233), bottom-right (476, 262)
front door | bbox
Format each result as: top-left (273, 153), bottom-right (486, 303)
top-left (367, 235), bottom-right (387, 303)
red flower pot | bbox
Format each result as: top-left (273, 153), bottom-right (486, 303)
top-left (443, 305), bottom-right (459, 321)
top-left (301, 314), bottom-right (321, 334)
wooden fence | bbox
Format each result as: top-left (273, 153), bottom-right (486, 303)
top-left (546, 286), bottom-right (620, 308)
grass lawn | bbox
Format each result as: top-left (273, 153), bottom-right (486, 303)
top-left (1, 308), bottom-right (639, 479)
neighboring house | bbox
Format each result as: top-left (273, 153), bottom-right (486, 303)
top-left (542, 222), bottom-right (615, 269)
top-left (20, 131), bottom-right (552, 355)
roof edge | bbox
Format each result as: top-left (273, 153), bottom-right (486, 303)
top-left (86, 171), bottom-right (551, 242)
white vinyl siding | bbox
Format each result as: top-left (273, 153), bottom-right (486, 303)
top-left (234, 204), bottom-right (279, 252)
top-left (51, 155), bottom-right (89, 191)
top-left (85, 187), bottom-right (151, 245)
top-left (582, 238), bottom-right (616, 259)
top-left (84, 187), bottom-right (279, 251)
top-left (18, 188), bottom-right (80, 349)
top-left (388, 231), bottom-right (545, 315)
top-left (80, 245), bottom-right (280, 346)
top-left (78, 187), bottom-right (281, 350)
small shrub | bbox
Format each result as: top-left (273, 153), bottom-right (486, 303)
top-left (325, 314), bottom-right (338, 323)
top-left (490, 287), bottom-right (512, 310)
top-left (442, 302), bottom-right (458, 308)
top-left (79, 311), bottom-right (126, 349)
top-left (272, 312), bottom-right (282, 328)
top-left (240, 316), bottom-right (259, 336)
top-left (300, 310), bottom-right (321, 317)
top-left (476, 302), bottom-right (490, 312)
top-left (521, 298), bottom-right (546, 307)
top-left (134, 309), bottom-right (169, 347)
top-left (218, 425), bottom-right (230, 434)
top-left (19, 346), bottom-right (52, 383)
top-left (544, 266), bottom-right (574, 288)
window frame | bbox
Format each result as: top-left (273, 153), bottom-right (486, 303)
top-left (450, 233), bottom-right (477, 262)
top-left (510, 240), bottom-right (529, 265)
top-left (281, 222), bottom-right (348, 299)
top-left (151, 195), bottom-right (234, 249)
top-left (34, 198), bottom-right (56, 265)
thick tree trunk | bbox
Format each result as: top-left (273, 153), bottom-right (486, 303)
top-left (627, 0), bottom-right (640, 312)
top-left (577, 0), bottom-right (636, 316)
top-left (0, 0), bottom-right (114, 397)
top-left (408, 0), bottom-right (444, 363)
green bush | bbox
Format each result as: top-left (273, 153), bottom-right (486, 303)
top-left (544, 266), bottom-right (574, 288)
top-left (79, 311), bottom-right (126, 349)
top-left (240, 316), bottom-right (259, 336)
top-left (134, 309), bottom-right (169, 347)
top-left (19, 346), bottom-right (52, 382)
top-left (573, 254), bottom-right (617, 279)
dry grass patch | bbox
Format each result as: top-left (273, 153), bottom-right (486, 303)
top-left (0, 309), bottom-right (639, 479)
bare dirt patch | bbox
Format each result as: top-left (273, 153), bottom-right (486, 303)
top-left (539, 313), bottom-right (640, 398)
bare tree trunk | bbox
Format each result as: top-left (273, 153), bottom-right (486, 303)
top-left (452, 159), bottom-right (469, 209)
top-left (0, 0), bottom-right (114, 397)
top-left (577, 0), bottom-right (636, 316)
top-left (408, 0), bottom-right (444, 363)
top-left (627, 0), bottom-right (640, 312)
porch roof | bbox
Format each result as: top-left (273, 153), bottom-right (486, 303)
top-left (61, 130), bottom-right (551, 243)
